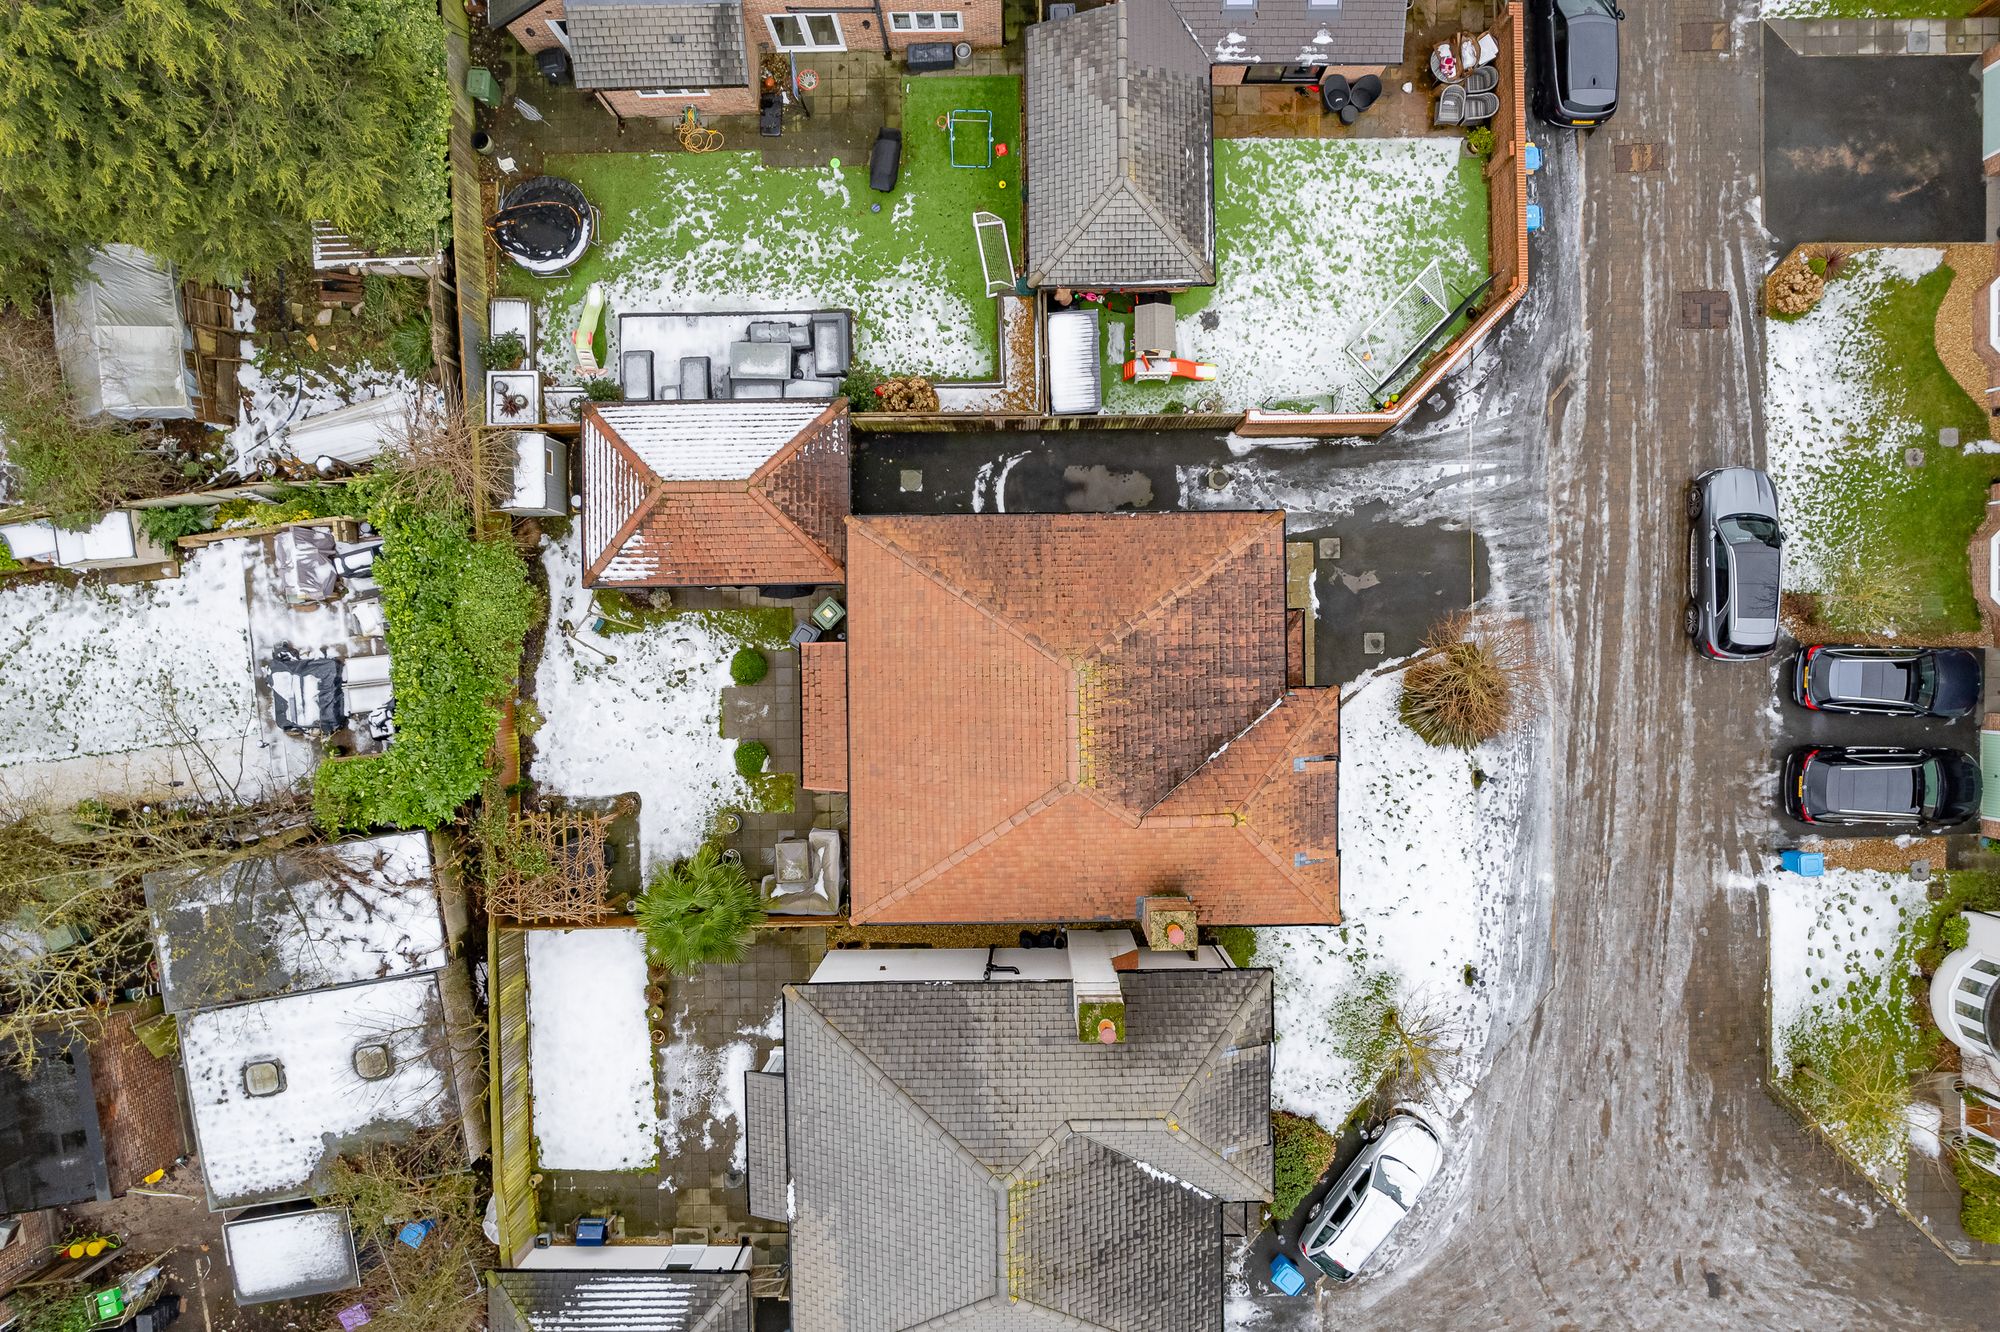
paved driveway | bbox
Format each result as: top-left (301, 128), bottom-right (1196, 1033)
top-left (1762, 31), bottom-right (1984, 246)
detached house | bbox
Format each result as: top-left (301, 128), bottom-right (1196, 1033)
top-left (749, 932), bottom-right (1273, 1331)
top-left (830, 512), bottom-right (1339, 926)
top-left (493, 0), bottom-right (1007, 121)
top-left (1025, 0), bottom-right (1412, 292)
top-left (580, 400), bottom-right (850, 589)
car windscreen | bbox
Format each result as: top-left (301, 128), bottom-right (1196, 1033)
top-left (1717, 515), bottom-right (1781, 547)
top-left (1914, 656), bottom-right (1938, 711)
top-left (1823, 762), bottom-right (1920, 818)
top-left (1824, 656), bottom-right (1914, 706)
top-left (1920, 758), bottom-right (1947, 818)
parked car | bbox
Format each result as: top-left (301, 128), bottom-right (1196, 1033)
top-left (1686, 468), bottom-right (1784, 661)
top-left (1790, 645), bottom-right (1982, 718)
top-left (1298, 1114), bottom-right (1442, 1284)
top-left (1782, 746), bottom-right (1981, 831)
top-left (1529, 0), bottom-right (1623, 128)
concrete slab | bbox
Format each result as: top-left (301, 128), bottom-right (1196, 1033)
top-left (1762, 31), bottom-right (1985, 246)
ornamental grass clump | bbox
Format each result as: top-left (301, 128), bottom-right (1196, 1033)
top-left (1396, 612), bottom-right (1538, 749)
top-left (635, 844), bottom-right (765, 972)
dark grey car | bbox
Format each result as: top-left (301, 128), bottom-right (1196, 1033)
top-left (1686, 468), bottom-right (1783, 660)
top-left (1791, 644), bottom-right (1982, 718)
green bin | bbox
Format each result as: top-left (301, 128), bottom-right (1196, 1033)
top-left (466, 67), bottom-right (500, 106)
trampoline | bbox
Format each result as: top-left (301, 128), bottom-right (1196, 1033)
top-left (489, 176), bottom-right (594, 276)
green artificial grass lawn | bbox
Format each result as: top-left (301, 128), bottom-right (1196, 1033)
top-left (1094, 141), bottom-right (1490, 413)
top-left (1807, 264), bottom-right (1999, 635)
top-left (502, 75), bottom-right (1022, 381)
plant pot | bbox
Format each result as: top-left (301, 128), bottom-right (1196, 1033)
top-left (645, 985), bottom-right (666, 1006)
top-left (646, 1005), bottom-right (665, 1025)
top-left (650, 1027), bottom-right (668, 1045)
top-left (472, 130), bottom-right (495, 155)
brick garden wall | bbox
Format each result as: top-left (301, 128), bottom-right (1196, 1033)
top-left (0, 1209), bottom-right (59, 1300)
top-left (90, 1009), bottom-right (186, 1193)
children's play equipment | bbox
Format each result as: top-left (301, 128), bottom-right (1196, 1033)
top-left (488, 177), bottom-right (593, 276)
top-left (1121, 298), bottom-right (1216, 383)
top-left (948, 108), bottom-right (993, 168)
top-left (1122, 354), bottom-right (1217, 383)
top-left (972, 211), bottom-right (1015, 297)
top-left (572, 282), bottom-right (606, 375)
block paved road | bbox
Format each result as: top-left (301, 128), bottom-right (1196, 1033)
top-left (1325, 4), bottom-right (2000, 1328)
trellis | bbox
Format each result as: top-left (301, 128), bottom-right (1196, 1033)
top-left (482, 805), bottom-right (622, 925)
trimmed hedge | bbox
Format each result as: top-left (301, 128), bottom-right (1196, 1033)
top-left (1272, 1111), bottom-right (1338, 1221)
top-left (734, 740), bottom-right (769, 779)
top-left (313, 499), bottom-right (539, 831)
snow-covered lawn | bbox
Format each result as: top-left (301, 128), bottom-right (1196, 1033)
top-left (530, 535), bottom-right (765, 871)
top-left (1102, 139), bottom-right (1489, 414)
top-left (1257, 664), bottom-right (1528, 1130)
top-left (0, 542), bottom-right (314, 808)
top-left (526, 927), bottom-right (657, 1172)
top-left (1765, 245), bottom-right (1992, 633)
top-left (1767, 867), bottom-right (1929, 1200)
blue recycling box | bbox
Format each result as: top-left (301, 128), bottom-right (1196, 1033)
top-left (1779, 849), bottom-right (1825, 877)
top-left (1269, 1253), bottom-right (1307, 1296)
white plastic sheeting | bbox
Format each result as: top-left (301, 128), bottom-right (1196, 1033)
top-left (1046, 308), bottom-right (1102, 415)
top-left (53, 245), bottom-right (194, 421)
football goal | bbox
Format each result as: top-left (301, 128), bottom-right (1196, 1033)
top-left (1343, 259), bottom-right (1454, 391)
top-left (972, 211), bottom-right (1015, 297)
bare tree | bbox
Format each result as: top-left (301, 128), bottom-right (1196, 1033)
top-left (1395, 611), bottom-right (1541, 750)
top-left (373, 393), bottom-right (512, 516)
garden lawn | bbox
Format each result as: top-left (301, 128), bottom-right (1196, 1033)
top-left (1763, 0), bottom-right (1975, 15)
top-left (503, 75), bottom-right (1021, 385)
top-left (533, 536), bottom-right (793, 871)
top-left (1768, 867), bottom-right (1935, 1202)
top-left (1766, 248), bottom-right (1999, 636)
top-left (1098, 138), bottom-right (1489, 414)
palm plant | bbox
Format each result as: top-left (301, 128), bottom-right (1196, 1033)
top-left (634, 843), bottom-right (765, 972)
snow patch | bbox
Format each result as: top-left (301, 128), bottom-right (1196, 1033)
top-left (527, 928), bottom-right (658, 1171)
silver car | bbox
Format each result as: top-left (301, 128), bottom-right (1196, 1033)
top-left (1298, 1113), bottom-right (1443, 1283)
top-left (1686, 467), bottom-right (1784, 660)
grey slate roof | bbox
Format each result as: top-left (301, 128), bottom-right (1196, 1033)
top-left (1026, 0), bottom-right (1215, 289)
top-left (1166, 0), bottom-right (1412, 68)
top-left (745, 1069), bottom-right (788, 1222)
top-left (784, 969), bottom-right (1274, 1332)
top-left (488, 1271), bottom-right (749, 1332)
top-left (566, 0), bottom-right (749, 92)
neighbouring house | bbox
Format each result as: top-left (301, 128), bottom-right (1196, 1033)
top-left (153, 834), bottom-right (484, 1209)
top-left (493, 0), bottom-right (1006, 122)
top-left (1024, 0), bottom-right (1412, 292)
top-left (580, 400), bottom-right (850, 589)
top-left (1931, 911), bottom-right (2000, 1180)
top-left (487, 1269), bottom-right (751, 1331)
top-left (842, 512), bottom-right (1339, 925)
top-left (1025, 0), bottom-right (1213, 290)
top-left (747, 929), bottom-right (1272, 1331)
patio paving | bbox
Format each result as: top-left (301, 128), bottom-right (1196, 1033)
top-left (539, 928), bottom-right (827, 1243)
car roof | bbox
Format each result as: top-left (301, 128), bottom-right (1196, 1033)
top-left (1820, 656), bottom-right (1915, 705)
top-left (1377, 1118), bottom-right (1443, 1181)
top-left (1819, 756), bottom-right (1921, 817)
top-left (1316, 1186), bottom-right (1410, 1275)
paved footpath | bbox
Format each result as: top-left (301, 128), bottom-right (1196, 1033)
top-left (1332, 3), bottom-right (2000, 1327)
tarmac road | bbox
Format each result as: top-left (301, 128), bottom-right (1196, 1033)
top-left (1325, 4), bottom-right (2000, 1329)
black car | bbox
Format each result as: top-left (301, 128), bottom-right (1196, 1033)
top-left (1782, 746), bottom-right (1981, 831)
top-left (1686, 468), bottom-right (1784, 661)
top-left (1529, 0), bottom-right (1622, 128)
top-left (1791, 645), bottom-right (1983, 718)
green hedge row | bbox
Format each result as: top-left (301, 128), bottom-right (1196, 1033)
top-left (312, 495), bottom-right (539, 831)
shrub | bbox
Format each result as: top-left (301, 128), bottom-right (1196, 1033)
top-left (841, 364), bottom-right (886, 402)
top-left (1463, 126), bottom-right (1494, 158)
top-left (389, 314), bottom-right (435, 378)
top-left (0, 320), bottom-right (169, 527)
top-left (1272, 1112), bottom-right (1338, 1220)
top-left (734, 740), bottom-right (769, 778)
top-left (730, 647), bottom-right (769, 685)
top-left (478, 331), bottom-right (527, 370)
top-left (1959, 1147), bottom-right (2000, 1243)
top-left (1807, 255), bottom-right (1828, 277)
top-left (635, 843), bottom-right (765, 971)
top-left (1944, 915), bottom-right (1971, 952)
top-left (1398, 612), bottom-right (1538, 749)
top-left (1785, 1008), bottom-right (1929, 1167)
top-left (1210, 925), bottom-right (1256, 969)
top-left (313, 501), bottom-right (540, 831)
top-left (583, 376), bottom-right (622, 402)
top-left (137, 504), bottom-right (214, 546)
top-left (1765, 254), bottom-right (1825, 318)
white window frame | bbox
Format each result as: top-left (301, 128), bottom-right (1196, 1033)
top-left (889, 10), bottom-right (963, 31)
top-left (634, 88), bottom-right (712, 98)
top-left (545, 17), bottom-right (572, 52)
top-left (765, 12), bottom-right (847, 51)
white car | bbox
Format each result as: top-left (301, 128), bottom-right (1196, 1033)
top-left (1298, 1113), bottom-right (1443, 1283)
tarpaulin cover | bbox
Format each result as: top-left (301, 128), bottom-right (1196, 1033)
top-left (270, 651), bottom-right (342, 734)
top-left (53, 245), bottom-right (195, 421)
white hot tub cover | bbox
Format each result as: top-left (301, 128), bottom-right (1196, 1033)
top-left (1047, 308), bottom-right (1102, 416)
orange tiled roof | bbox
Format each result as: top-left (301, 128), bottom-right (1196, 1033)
top-left (846, 514), bottom-right (1338, 925)
top-left (801, 640), bottom-right (848, 793)
top-left (581, 400), bottom-right (850, 587)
